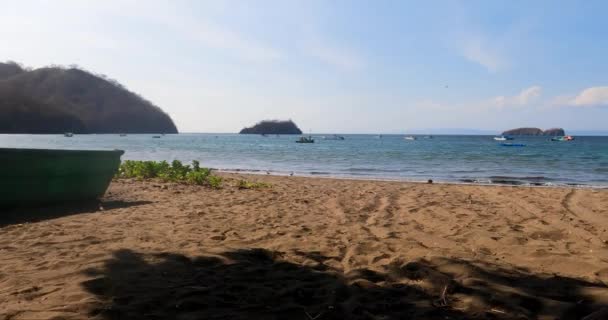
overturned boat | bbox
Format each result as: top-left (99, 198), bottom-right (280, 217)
top-left (0, 148), bottom-right (124, 206)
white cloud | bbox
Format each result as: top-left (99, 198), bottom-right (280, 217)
top-left (548, 86), bottom-right (608, 108)
top-left (571, 86), bottom-right (608, 107)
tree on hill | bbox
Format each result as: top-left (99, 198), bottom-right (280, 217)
top-left (0, 61), bottom-right (178, 134)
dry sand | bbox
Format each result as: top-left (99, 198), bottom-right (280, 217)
top-left (1, 174), bottom-right (608, 319)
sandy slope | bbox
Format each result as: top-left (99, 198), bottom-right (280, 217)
top-left (1, 175), bottom-right (608, 319)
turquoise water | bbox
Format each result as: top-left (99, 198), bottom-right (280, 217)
top-left (1, 134), bottom-right (607, 187)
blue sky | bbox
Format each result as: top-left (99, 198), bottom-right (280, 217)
top-left (2, 0), bottom-right (608, 133)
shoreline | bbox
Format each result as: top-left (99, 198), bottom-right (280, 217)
top-left (217, 168), bottom-right (608, 190)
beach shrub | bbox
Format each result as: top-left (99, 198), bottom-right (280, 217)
top-left (207, 175), bottom-right (223, 189)
top-left (236, 179), bottom-right (272, 190)
top-left (117, 160), bottom-right (221, 188)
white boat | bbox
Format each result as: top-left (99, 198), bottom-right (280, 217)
top-left (494, 136), bottom-right (507, 141)
top-left (404, 136), bottom-right (416, 141)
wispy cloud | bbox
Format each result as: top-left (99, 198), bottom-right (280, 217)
top-left (186, 21), bottom-right (283, 62)
top-left (304, 40), bottom-right (364, 70)
top-left (412, 86), bottom-right (542, 113)
top-left (491, 86), bottom-right (542, 108)
top-left (146, 6), bottom-right (283, 63)
top-left (460, 36), bottom-right (507, 72)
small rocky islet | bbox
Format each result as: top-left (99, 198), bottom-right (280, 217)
top-left (239, 120), bottom-right (302, 135)
top-left (502, 127), bottom-right (565, 136)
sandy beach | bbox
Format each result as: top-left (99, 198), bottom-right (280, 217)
top-left (1, 174), bottom-right (608, 319)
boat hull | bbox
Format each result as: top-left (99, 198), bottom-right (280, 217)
top-left (0, 148), bottom-right (124, 207)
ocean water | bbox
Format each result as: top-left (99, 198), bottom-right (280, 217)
top-left (1, 133), bottom-right (607, 187)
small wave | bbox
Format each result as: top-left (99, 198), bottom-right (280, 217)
top-left (488, 175), bottom-right (552, 182)
top-left (461, 176), bottom-right (554, 186)
top-left (347, 168), bottom-right (403, 173)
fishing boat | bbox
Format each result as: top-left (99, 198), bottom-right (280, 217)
top-left (404, 136), bottom-right (416, 141)
top-left (296, 136), bottom-right (315, 143)
top-left (0, 148), bottom-right (124, 206)
top-left (551, 135), bottom-right (574, 141)
top-left (64, 132), bottom-right (74, 137)
top-left (493, 136), bottom-right (514, 141)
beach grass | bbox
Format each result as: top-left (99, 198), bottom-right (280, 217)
top-left (236, 179), bottom-right (272, 189)
top-left (117, 160), bottom-right (223, 188)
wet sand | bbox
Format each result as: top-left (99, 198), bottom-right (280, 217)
top-left (1, 174), bottom-right (608, 319)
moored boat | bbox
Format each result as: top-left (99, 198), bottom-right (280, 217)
top-left (0, 148), bottom-right (124, 206)
top-left (296, 136), bottom-right (315, 143)
top-left (64, 132), bottom-right (74, 137)
top-left (494, 136), bottom-right (513, 141)
top-left (551, 135), bottom-right (574, 141)
top-left (323, 134), bottom-right (345, 140)
top-left (404, 136), bottom-right (416, 141)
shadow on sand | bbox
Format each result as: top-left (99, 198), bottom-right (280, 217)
top-left (82, 248), bottom-right (608, 320)
top-left (0, 200), bottom-right (152, 227)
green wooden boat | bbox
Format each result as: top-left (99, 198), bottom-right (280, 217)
top-left (0, 148), bottom-right (124, 207)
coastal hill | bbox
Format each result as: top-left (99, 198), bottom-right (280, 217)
top-left (502, 127), bottom-right (565, 136)
top-left (240, 120), bottom-right (303, 135)
top-left (0, 61), bottom-right (178, 134)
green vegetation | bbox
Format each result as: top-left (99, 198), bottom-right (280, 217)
top-left (236, 179), bottom-right (272, 190)
top-left (117, 160), bottom-right (222, 188)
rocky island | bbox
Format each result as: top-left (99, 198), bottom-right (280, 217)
top-left (0, 61), bottom-right (177, 134)
top-left (502, 127), bottom-right (565, 136)
top-left (239, 120), bottom-right (302, 135)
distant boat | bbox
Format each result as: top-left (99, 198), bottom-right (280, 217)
top-left (424, 135), bottom-right (433, 139)
top-left (494, 136), bottom-right (514, 141)
top-left (404, 136), bottom-right (416, 141)
top-left (152, 135), bottom-right (161, 138)
top-left (64, 132), bottom-right (73, 137)
top-left (296, 136), bottom-right (314, 143)
top-left (0, 148), bottom-right (124, 206)
top-left (119, 133), bottom-right (127, 137)
top-left (551, 135), bottom-right (574, 141)
top-left (500, 143), bottom-right (525, 147)
top-left (323, 134), bottom-right (345, 140)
